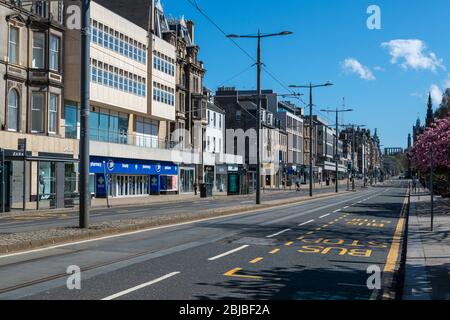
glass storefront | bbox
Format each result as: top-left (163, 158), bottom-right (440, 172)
top-left (215, 165), bottom-right (227, 192)
top-left (108, 175), bottom-right (150, 197)
top-left (38, 162), bottom-right (56, 208)
top-left (90, 157), bottom-right (178, 198)
top-left (179, 167), bottom-right (195, 193)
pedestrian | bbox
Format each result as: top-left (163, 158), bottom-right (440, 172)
top-left (193, 182), bottom-right (198, 196)
top-left (295, 177), bottom-right (301, 192)
top-left (282, 177), bottom-right (286, 190)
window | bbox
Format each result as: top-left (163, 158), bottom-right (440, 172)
top-left (49, 94), bottom-right (58, 133)
top-left (91, 60), bottom-right (97, 82)
top-left (32, 32), bottom-right (45, 69)
top-left (179, 93), bottom-right (185, 113)
top-left (49, 35), bottom-right (60, 71)
top-left (8, 26), bottom-right (19, 64)
top-left (7, 89), bottom-right (19, 131)
top-left (103, 26), bottom-right (109, 47)
top-left (91, 21), bottom-right (98, 43)
top-left (31, 92), bottom-right (44, 132)
top-left (64, 103), bottom-right (78, 139)
top-left (236, 110), bottom-right (242, 121)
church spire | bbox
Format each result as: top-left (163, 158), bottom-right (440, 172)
top-left (426, 92), bottom-right (434, 127)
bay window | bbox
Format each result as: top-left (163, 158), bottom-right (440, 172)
top-left (49, 35), bottom-right (60, 71)
top-left (31, 92), bottom-right (44, 132)
top-left (49, 94), bottom-right (58, 133)
top-left (32, 32), bottom-right (45, 69)
top-left (7, 89), bottom-right (19, 131)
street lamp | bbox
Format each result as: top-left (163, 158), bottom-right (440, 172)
top-left (289, 82), bottom-right (334, 197)
top-left (227, 30), bottom-right (293, 205)
top-left (321, 104), bottom-right (353, 193)
top-left (80, 0), bottom-right (91, 228)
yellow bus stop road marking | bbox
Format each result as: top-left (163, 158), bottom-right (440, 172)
top-left (224, 268), bottom-right (263, 280)
top-left (249, 257), bottom-right (264, 264)
top-left (269, 248), bottom-right (280, 254)
top-left (285, 241), bottom-right (294, 246)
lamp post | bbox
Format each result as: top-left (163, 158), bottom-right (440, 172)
top-left (227, 30), bottom-right (293, 205)
top-left (321, 103), bottom-right (353, 193)
top-left (79, 0), bottom-right (91, 228)
top-left (289, 82), bottom-right (333, 196)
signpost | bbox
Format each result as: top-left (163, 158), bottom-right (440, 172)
top-left (18, 139), bottom-right (27, 211)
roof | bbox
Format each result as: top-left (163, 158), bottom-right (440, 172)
top-left (207, 102), bottom-right (225, 114)
top-left (238, 101), bottom-right (258, 111)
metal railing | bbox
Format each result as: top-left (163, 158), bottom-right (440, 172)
top-left (63, 126), bottom-right (186, 151)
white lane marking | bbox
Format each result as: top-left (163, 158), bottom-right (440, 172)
top-left (319, 213), bottom-right (331, 219)
top-left (266, 229), bottom-right (291, 238)
top-left (208, 245), bottom-right (249, 261)
top-left (333, 209), bottom-right (341, 213)
top-left (299, 219), bottom-right (314, 226)
top-left (1, 189), bottom-right (385, 259)
top-left (240, 201), bottom-right (254, 204)
top-left (101, 272), bottom-right (180, 300)
top-left (343, 206), bottom-right (350, 209)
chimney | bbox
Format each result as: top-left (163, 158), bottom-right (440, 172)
top-left (186, 20), bottom-right (195, 43)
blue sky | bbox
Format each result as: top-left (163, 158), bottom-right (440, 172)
top-left (162, 0), bottom-right (450, 148)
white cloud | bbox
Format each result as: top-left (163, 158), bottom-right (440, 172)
top-left (341, 58), bottom-right (376, 81)
top-left (444, 74), bottom-right (450, 89)
top-left (430, 84), bottom-right (443, 104)
top-left (381, 39), bottom-right (445, 72)
top-left (373, 66), bottom-right (386, 72)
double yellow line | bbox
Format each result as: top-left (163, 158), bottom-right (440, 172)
top-left (371, 189), bottom-right (409, 300)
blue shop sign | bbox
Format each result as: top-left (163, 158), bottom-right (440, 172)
top-left (89, 157), bottom-right (178, 175)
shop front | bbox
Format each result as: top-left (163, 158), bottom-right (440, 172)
top-left (89, 156), bottom-right (178, 198)
top-left (215, 165), bottom-right (227, 192)
top-left (0, 148), bottom-right (78, 212)
top-left (179, 165), bottom-right (196, 193)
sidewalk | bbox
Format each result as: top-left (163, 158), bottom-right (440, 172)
top-left (403, 191), bottom-right (450, 300)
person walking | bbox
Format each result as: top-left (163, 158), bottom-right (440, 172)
top-left (295, 177), bottom-right (301, 192)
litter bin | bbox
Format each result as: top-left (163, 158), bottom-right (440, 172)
top-left (200, 183), bottom-right (213, 198)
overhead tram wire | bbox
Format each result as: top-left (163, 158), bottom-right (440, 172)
top-left (184, 0), bottom-right (300, 97)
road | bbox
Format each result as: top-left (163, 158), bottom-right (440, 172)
top-left (0, 184), bottom-right (355, 234)
top-left (0, 181), bottom-right (407, 300)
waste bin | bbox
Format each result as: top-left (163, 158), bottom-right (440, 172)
top-left (200, 183), bottom-right (213, 198)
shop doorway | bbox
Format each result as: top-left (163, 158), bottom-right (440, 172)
top-left (0, 161), bottom-right (11, 212)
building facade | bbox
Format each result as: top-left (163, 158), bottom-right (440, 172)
top-left (0, 0), bottom-right (79, 212)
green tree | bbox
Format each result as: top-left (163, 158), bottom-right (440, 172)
top-left (434, 88), bottom-right (450, 120)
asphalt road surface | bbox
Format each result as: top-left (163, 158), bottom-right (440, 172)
top-left (0, 181), bottom-right (407, 300)
top-left (0, 184), bottom-right (356, 234)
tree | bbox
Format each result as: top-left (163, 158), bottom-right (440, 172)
top-left (426, 92), bottom-right (435, 127)
top-left (409, 117), bottom-right (450, 195)
top-left (434, 88), bottom-right (450, 120)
